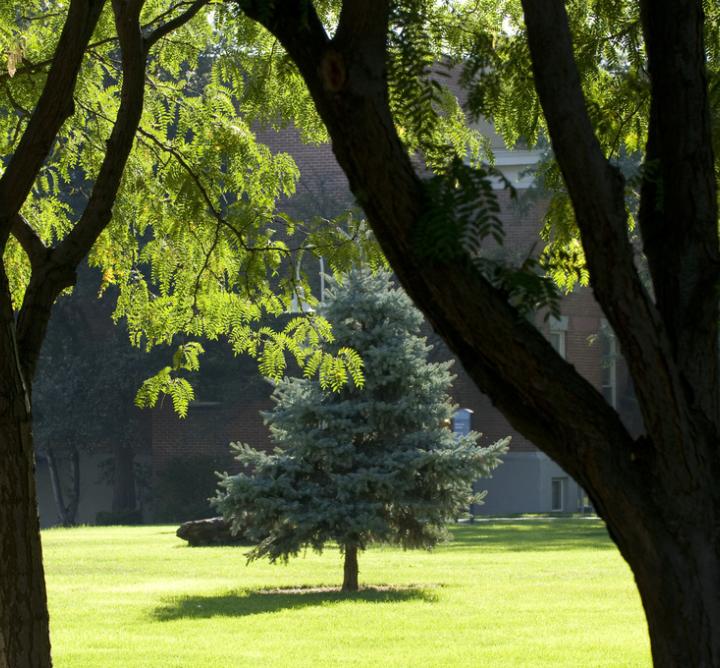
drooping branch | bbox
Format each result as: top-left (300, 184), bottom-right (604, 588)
top-left (0, 0), bottom-right (105, 243)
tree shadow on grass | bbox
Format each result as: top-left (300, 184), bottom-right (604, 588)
top-left (153, 585), bottom-right (438, 621)
top-left (445, 519), bottom-right (615, 552)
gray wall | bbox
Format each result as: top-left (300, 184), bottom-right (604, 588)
top-left (475, 452), bottom-right (586, 516)
top-left (37, 452), bottom-right (151, 528)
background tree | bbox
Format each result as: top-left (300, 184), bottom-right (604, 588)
top-left (228, 1), bottom-right (720, 665)
top-left (215, 269), bottom-right (506, 591)
top-left (33, 267), bottom-right (159, 526)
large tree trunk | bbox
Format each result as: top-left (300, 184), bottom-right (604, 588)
top-left (342, 545), bottom-right (359, 592)
top-left (637, 545), bottom-right (720, 667)
top-left (609, 499), bottom-right (720, 668)
top-left (0, 278), bottom-right (52, 668)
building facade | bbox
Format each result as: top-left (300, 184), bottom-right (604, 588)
top-left (147, 125), bottom-right (635, 519)
top-left (36, 123), bottom-right (638, 526)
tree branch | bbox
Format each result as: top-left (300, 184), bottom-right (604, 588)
top-left (10, 214), bottom-right (49, 268)
top-left (335, 0), bottom-right (389, 54)
top-left (144, 0), bottom-right (211, 50)
top-left (520, 0), bottom-right (694, 453)
top-left (15, 0), bottom-right (147, 379)
top-left (637, 0), bottom-right (719, 423)
top-left (233, 1), bottom-right (656, 538)
top-left (14, 0), bottom-right (222, 378)
top-left (134, 126), bottom-right (294, 254)
top-left (0, 0), bottom-right (105, 244)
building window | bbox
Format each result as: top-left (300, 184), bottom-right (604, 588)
top-left (600, 319), bottom-right (617, 408)
top-left (551, 477), bottom-right (567, 512)
top-left (452, 408), bottom-right (473, 437)
top-left (548, 315), bottom-right (568, 359)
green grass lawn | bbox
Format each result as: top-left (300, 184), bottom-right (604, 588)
top-left (43, 519), bottom-right (650, 667)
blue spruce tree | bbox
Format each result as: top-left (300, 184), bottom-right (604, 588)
top-left (214, 269), bottom-right (508, 591)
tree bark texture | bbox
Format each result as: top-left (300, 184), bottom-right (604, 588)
top-left (0, 274), bottom-right (51, 668)
top-left (623, 510), bottom-right (720, 667)
top-left (342, 545), bottom-right (359, 592)
top-left (237, 2), bottom-right (720, 665)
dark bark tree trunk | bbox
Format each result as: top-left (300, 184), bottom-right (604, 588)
top-left (607, 496), bottom-right (720, 667)
top-left (637, 541), bottom-right (720, 667)
top-left (111, 443), bottom-right (136, 514)
top-left (46, 444), bottom-right (80, 527)
top-left (0, 275), bottom-right (51, 668)
top-left (342, 544), bottom-right (359, 592)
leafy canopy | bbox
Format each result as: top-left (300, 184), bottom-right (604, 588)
top-left (0, 1), bottom-right (381, 414)
top-left (1, 0), bottom-right (679, 407)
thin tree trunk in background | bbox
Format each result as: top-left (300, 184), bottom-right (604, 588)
top-left (46, 448), bottom-right (67, 525)
top-left (67, 445), bottom-right (80, 524)
top-left (46, 445), bottom-right (80, 527)
top-left (342, 545), bottom-right (359, 592)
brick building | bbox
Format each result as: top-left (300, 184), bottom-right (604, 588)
top-left (33, 114), bottom-right (639, 526)
top-left (149, 124), bottom-right (640, 518)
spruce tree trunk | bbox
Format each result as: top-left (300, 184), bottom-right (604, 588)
top-left (0, 296), bottom-right (52, 667)
top-left (342, 545), bottom-right (359, 592)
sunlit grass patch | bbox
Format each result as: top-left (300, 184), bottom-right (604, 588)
top-left (43, 519), bottom-right (650, 667)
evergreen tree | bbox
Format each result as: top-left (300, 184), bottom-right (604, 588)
top-left (215, 269), bottom-right (507, 591)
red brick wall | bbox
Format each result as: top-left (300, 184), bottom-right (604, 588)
top-left (151, 394), bottom-right (274, 476)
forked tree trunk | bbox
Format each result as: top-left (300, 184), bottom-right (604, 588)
top-left (342, 544), bottom-right (359, 592)
top-left (0, 304), bottom-right (52, 667)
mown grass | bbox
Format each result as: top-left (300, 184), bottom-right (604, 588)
top-left (43, 519), bottom-right (651, 667)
